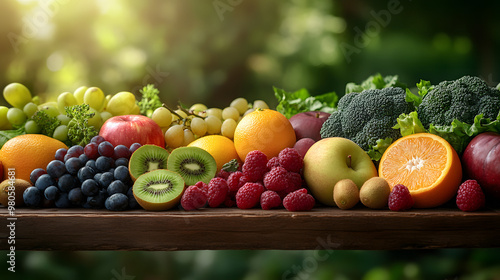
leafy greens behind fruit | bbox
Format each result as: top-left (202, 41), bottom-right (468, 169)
top-left (138, 84), bottom-right (162, 118)
top-left (345, 73), bottom-right (407, 94)
top-left (66, 104), bottom-right (98, 146)
top-left (274, 87), bottom-right (338, 119)
top-left (395, 76), bottom-right (500, 154)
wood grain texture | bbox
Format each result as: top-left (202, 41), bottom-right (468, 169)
top-left (1, 207), bottom-right (499, 251)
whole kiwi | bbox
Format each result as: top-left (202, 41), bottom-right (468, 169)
top-left (359, 177), bottom-right (391, 209)
top-left (333, 179), bottom-right (359, 210)
top-left (0, 179), bottom-right (32, 207)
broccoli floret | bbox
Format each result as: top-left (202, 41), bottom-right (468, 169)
top-left (320, 87), bottom-right (414, 155)
top-left (417, 76), bottom-right (500, 128)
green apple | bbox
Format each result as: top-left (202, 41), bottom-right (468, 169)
top-left (303, 137), bottom-right (378, 206)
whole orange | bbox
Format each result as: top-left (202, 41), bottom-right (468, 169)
top-left (0, 134), bottom-right (68, 182)
top-left (188, 135), bottom-right (240, 171)
top-left (233, 109), bottom-right (296, 162)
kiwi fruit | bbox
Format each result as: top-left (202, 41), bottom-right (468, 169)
top-left (0, 179), bottom-right (31, 207)
top-left (333, 179), bottom-right (359, 210)
top-left (129, 145), bottom-right (170, 181)
top-left (166, 146), bottom-right (217, 186)
top-left (133, 169), bottom-right (185, 211)
top-left (359, 177), bottom-right (391, 209)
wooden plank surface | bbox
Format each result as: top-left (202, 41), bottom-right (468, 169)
top-left (1, 207), bottom-right (499, 251)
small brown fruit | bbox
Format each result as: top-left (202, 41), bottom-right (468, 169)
top-left (359, 177), bottom-right (391, 209)
top-left (333, 179), bottom-right (359, 210)
top-left (0, 179), bottom-right (32, 207)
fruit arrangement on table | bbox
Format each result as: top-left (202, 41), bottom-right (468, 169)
top-left (0, 74), bottom-right (499, 213)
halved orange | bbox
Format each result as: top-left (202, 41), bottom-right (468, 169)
top-left (379, 133), bottom-right (462, 208)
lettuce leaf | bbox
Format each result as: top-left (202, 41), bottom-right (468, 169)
top-left (366, 137), bottom-right (394, 162)
top-left (345, 73), bottom-right (407, 94)
top-left (0, 128), bottom-right (25, 149)
top-left (394, 111), bottom-right (500, 154)
top-left (274, 87), bottom-right (337, 119)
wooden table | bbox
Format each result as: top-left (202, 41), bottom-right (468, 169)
top-left (1, 206), bottom-right (499, 251)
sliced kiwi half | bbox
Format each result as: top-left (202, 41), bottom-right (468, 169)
top-left (166, 146), bottom-right (217, 186)
top-left (129, 145), bottom-right (170, 181)
top-left (133, 169), bottom-right (185, 211)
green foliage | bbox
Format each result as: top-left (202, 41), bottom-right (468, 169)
top-left (320, 87), bottom-right (414, 160)
top-left (274, 87), bottom-right (337, 119)
top-left (31, 110), bottom-right (61, 137)
top-left (65, 104), bottom-right (98, 146)
top-left (345, 73), bottom-right (407, 94)
top-left (138, 84), bottom-right (162, 118)
top-left (0, 127), bottom-right (25, 149)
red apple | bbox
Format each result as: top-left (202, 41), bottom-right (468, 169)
top-left (289, 111), bottom-right (330, 141)
top-left (462, 132), bottom-right (500, 201)
top-left (99, 115), bottom-right (165, 148)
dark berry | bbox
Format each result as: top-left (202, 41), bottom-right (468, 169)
top-left (283, 188), bottom-right (315, 211)
top-left (54, 192), bottom-right (72, 208)
top-left (23, 186), bottom-right (42, 207)
top-left (44, 185), bottom-right (60, 201)
top-left (236, 182), bottom-right (265, 209)
top-left (113, 145), bottom-right (131, 160)
top-left (65, 157), bottom-right (84, 175)
top-left (107, 180), bottom-right (127, 195)
top-left (55, 148), bottom-right (68, 162)
top-left (127, 187), bottom-right (140, 209)
top-left (105, 193), bottom-right (129, 211)
top-left (98, 141), bottom-right (114, 157)
top-left (67, 145), bottom-right (84, 158)
top-left (46, 160), bottom-right (67, 178)
top-left (388, 184), bottom-right (414, 211)
top-left (129, 143), bottom-right (142, 154)
top-left (77, 166), bottom-right (96, 183)
top-left (35, 174), bottom-right (56, 191)
top-left (58, 174), bottom-right (78, 192)
top-left (87, 190), bottom-right (107, 209)
top-left (115, 158), bottom-right (129, 167)
top-left (95, 156), bottom-right (114, 172)
top-left (278, 148), bottom-right (303, 173)
top-left (260, 190), bottom-right (281, 210)
top-left (91, 135), bottom-right (106, 145)
top-left (85, 159), bottom-right (97, 171)
top-left (456, 180), bottom-right (485, 212)
top-left (181, 185), bottom-right (208, 210)
top-left (30, 168), bottom-right (47, 184)
top-left (79, 153), bottom-right (89, 164)
top-left (99, 172), bottom-right (114, 188)
top-left (207, 177), bottom-right (228, 208)
top-left (242, 150), bottom-right (268, 182)
top-left (114, 166), bottom-right (130, 183)
top-left (68, 188), bottom-right (85, 205)
top-left (84, 142), bottom-right (99, 160)
top-left (81, 179), bottom-right (100, 197)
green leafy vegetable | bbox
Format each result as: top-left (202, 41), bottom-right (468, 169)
top-left (66, 104), bottom-right (98, 146)
top-left (404, 79), bottom-right (433, 108)
top-left (138, 84), bottom-right (162, 118)
top-left (393, 111), bottom-right (426, 137)
top-left (0, 128), bottom-right (25, 149)
top-left (31, 110), bottom-right (61, 137)
top-left (366, 137), bottom-right (393, 162)
top-left (345, 73), bottom-right (407, 94)
top-left (274, 87), bottom-right (337, 119)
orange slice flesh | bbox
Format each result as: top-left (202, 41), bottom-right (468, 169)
top-left (379, 133), bottom-right (462, 208)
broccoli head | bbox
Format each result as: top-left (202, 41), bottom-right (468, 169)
top-left (417, 76), bottom-right (500, 128)
top-left (320, 87), bottom-right (414, 153)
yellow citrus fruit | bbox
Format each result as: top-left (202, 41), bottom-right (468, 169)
top-left (0, 134), bottom-right (68, 182)
top-left (233, 109), bottom-right (296, 161)
top-left (379, 133), bottom-right (462, 208)
top-left (188, 135), bottom-right (240, 171)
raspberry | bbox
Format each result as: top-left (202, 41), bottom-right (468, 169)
top-left (242, 150), bottom-right (268, 182)
top-left (207, 177), bottom-right (228, 208)
top-left (278, 148), bottom-right (304, 173)
top-left (181, 185), bottom-right (207, 210)
top-left (224, 196), bottom-right (236, 207)
top-left (276, 172), bottom-right (303, 199)
top-left (260, 190), bottom-right (282, 210)
top-left (456, 180), bottom-right (485, 212)
top-left (283, 188), bottom-right (315, 211)
top-left (236, 182), bottom-right (265, 209)
top-left (266, 156), bottom-right (280, 170)
top-left (216, 169), bottom-right (231, 180)
top-left (263, 166), bottom-right (289, 191)
top-left (227, 171), bottom-right (245, 193)
top-left (194, 181), bottom-right (208, 197)
top-left (388, 184), bottom-right (414, 211)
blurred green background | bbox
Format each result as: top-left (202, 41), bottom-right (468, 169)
top-left (1, 0), bottom-right (500, 279)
